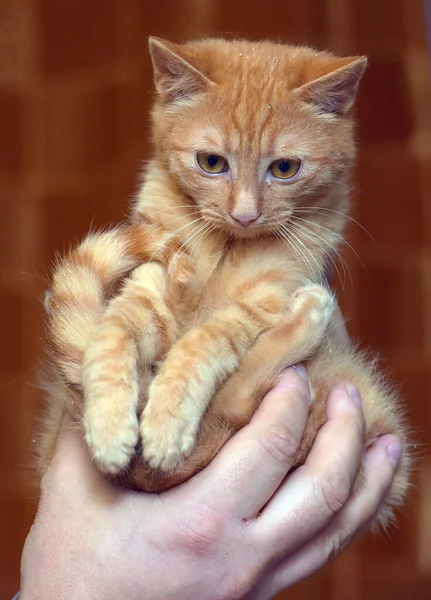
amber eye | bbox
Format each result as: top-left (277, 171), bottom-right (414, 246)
top-left (270, 158), bottom-right (301, 180)
top-left (196, 152), bottom-right (228, 174)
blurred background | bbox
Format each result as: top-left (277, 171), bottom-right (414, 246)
top-left (0, 0), bottom-right (430, 598)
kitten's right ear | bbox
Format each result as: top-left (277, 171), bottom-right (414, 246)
top-left (149, 37), bottom-right (215, 103)
top-left (296, 56), bottom-right (368, 115)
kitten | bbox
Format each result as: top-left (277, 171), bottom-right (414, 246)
top-left (41, 37), bottom-right (410, 525)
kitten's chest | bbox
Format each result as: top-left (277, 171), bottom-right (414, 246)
top-left (174, 237), bottom-right (300, 329)
top-left (172, 239), bottom-right (230, 329)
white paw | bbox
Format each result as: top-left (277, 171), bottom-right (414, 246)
top-left (140, 405), bottom-right (198, 471)
top-left (291, 284), bottom-right (334, 328)
top-left (84, 408), bottom-right (139, 474)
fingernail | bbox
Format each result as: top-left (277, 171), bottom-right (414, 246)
top-left (388, 441), bottom-right (402, 468)
top-left (292, 363), bottom-right (308, 381)
top-left (346, 384), bottom-right (361, 405)
top-left (275, 365), bottom-right (311, 404)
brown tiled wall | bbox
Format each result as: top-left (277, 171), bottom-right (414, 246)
top-left (0, 1), bottom-right (430, 598)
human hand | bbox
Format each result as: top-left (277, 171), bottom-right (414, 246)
top-left (20, 367), bottom-right (401, 600)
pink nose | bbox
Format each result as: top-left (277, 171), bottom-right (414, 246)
top-left (230, 213), bottom-right (260, 227)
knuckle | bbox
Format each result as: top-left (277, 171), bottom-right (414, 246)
top-left (291, 377), bottom-right (309, 401)
top-left (357, 450), bottom-right (398, 527)
top-left (274, 373), bottom-right (310, 405)
top-left (344, 396), bottom-right (365, 432)
top-left (350, 399), bottom-right (365, 431)
top-left (319, 469), bottom-right (352, 515)
top-left (259, 424), bottom-right (299, 465)
top-left (176, 506), bottom-right (225, 557)
top-left (325, 526), bottom-right (352, 562)
top-left (217, 572), bottom-right (253, 600)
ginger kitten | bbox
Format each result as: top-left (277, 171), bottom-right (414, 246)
top-left (41, 37), bottom-right (410, 526)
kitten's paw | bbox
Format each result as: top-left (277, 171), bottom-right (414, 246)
top-left (140, 400), bottom-right (198, 471)
top-left (84, 408), bottom-right (139, 474)
top-left (291, 284), bottom-right (335, 329)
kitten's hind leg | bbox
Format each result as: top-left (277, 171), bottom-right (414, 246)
top-left (46, 222), bottom-right (194, 386)
top-left (83, 263), bottom-right (178, 474)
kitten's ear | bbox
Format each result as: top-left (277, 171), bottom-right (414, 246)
top-left (296, 56), bottom-right (367, 115)
top-left (149, 37), bottom-right (215, 103)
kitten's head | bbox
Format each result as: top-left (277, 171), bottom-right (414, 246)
top-left (149, 37), bottom-right (366, 239)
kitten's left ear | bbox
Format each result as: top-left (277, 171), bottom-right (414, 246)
top-left (296, 56), bottom-right (368, 115)
top-left (149, 37), bottom-right (215, 103)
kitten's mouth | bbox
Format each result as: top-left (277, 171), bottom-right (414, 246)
top-left (226, 222), bottom-right (267, 239)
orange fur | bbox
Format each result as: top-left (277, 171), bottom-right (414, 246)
top-left (40, 37), bottom-right (410, 526)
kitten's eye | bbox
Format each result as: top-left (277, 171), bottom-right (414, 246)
top-left (270, 158), bottom-right (301, 180)
top-left (196, 153), bottom-right (228, 174)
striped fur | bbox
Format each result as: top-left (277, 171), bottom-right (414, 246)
top-left (41, 38), bottom-right (411, 526)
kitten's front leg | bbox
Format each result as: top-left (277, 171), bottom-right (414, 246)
top-left (140, 302), bottom-right (267, 471)
top-left (211, 284), bottom-right (336, 425)
top-left (83, 263), bottom-right (178, 474)
top-left (140, 283), bottom-right (334, 471)
top-left (210, 295), bottom-right (410, 527)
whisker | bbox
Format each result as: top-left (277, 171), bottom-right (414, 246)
top-left (292, 221), bottom-right (349, 288)
top-left (169, 223), bottom-right (205, 263)
top-left (278, 230), bottom-right (315, 280)
top-left (287, 225), bottom-right (326, 284)
top-left (274, 230), bottom-right (300, 269)
top-left (167, 221), bottom-right (209, 277)
top-left (295, 206), bottom-right (376, 242)
top-left (135, 205), bottom-right (200, 248)
top-left (279, 224), bottom-right (321, 281)
top-left (148, 216), bottom-right (205, 264)
top-left (275, 229), bottom-right (300, 266)
top-left (292, 215), bottom-right (367, 274)
top-left (19, 271), bottom-right (49, 284)
top-left (278, 225), bottom-right (311, 277)
top-left (338, 181), bottom-right (377, 202)
top-left (290, 221), bottom-right (346, 288)
top-left (215, 226), bottom-right (223, 248)
top-left (144, 211), bottom-right (201, 238)
top-left (189, 222), bottom-right (215, 257)
top-left (151, 211), bottom-right (201, 233)
top-left (141, 204), bottom-right (198, 217)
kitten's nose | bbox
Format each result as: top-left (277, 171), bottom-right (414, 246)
top-left (230, 212), bottom-right (260, 227)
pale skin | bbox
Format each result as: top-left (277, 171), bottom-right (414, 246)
top-left (20, 368), bottom-right (402, 600)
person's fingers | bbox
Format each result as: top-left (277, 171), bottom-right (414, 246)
top-left (40, 409), bottom-right (109, 497)
top-left (188, 366), bottom-right (310, 519)
top-left (253, 383), bottom-right (365, 559)
top-left (263, 434), bottom-right (402, 597)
